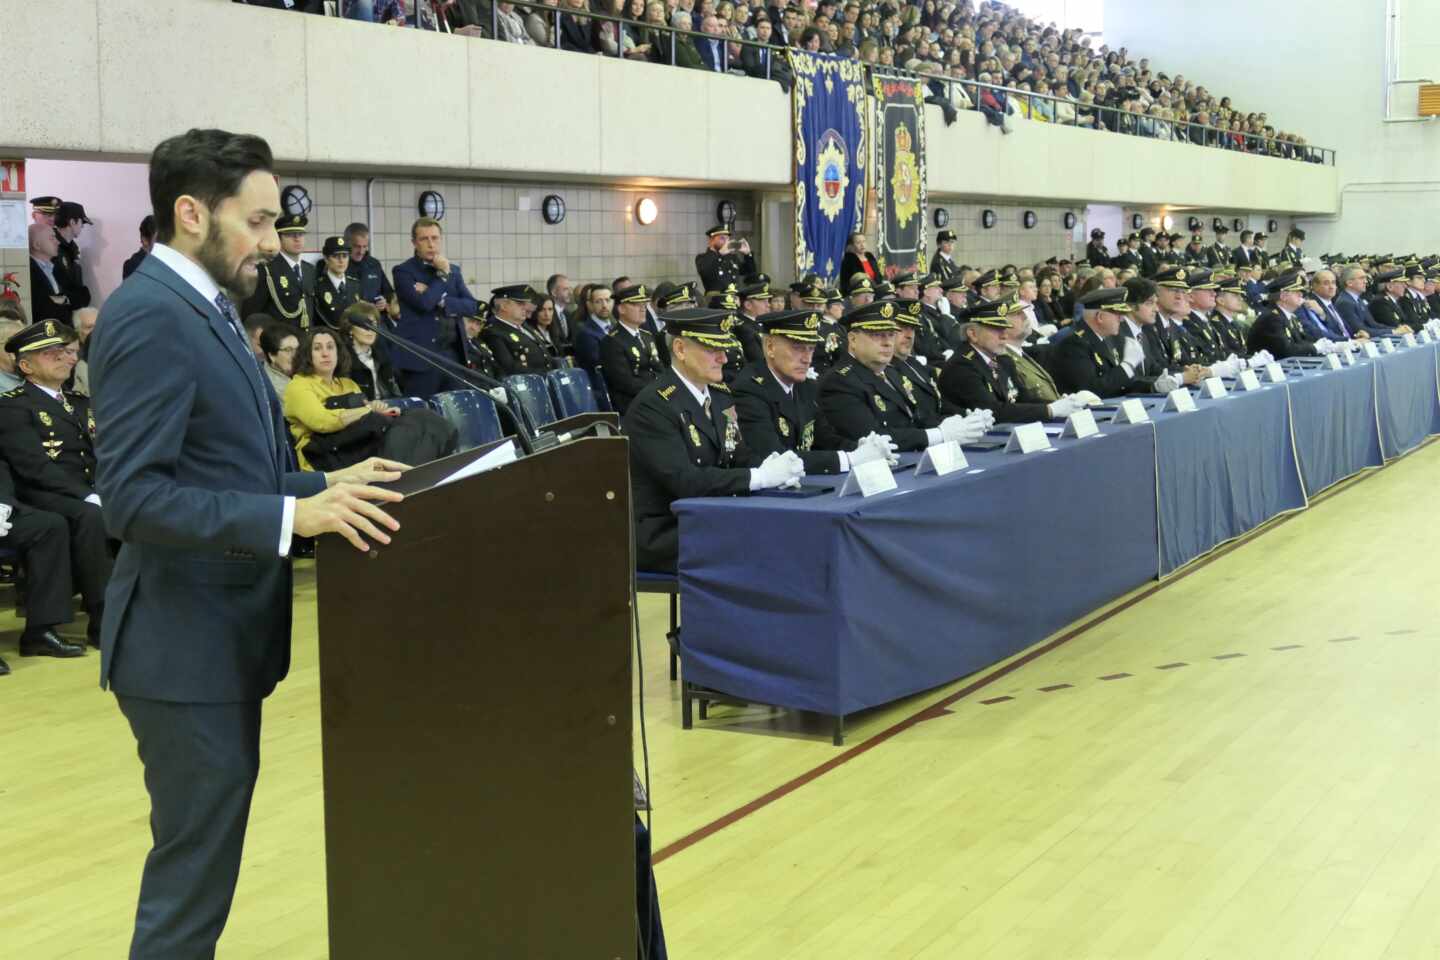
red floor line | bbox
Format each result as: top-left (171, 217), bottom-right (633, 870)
top-left (651, 437), bottom-right (1432, 866)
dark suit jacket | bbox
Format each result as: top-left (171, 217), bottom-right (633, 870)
top-left (573, 316), bottom-right (613, 374)
top-left (122, 248), bottom-right (149, 280)
top-left (391, 257), bottom-right (479, 373)
top-left (740, 44), bottom-right (791, 89)
top-left (30, 258), bottom-right (74, 326)
top-left (90, 252), bottom-right (328, 702)
top-left (696, 35), bottom-right (729, 72)
top-left (558, 12), bottom-right (593, 52)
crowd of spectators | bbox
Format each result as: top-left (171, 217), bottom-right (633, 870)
top-left (234, 0), bottom-right (1322, 161)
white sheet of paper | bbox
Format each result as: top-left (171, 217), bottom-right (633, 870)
top-left (0, 200), bottom-right (26, 249)
top-left (1063, 408), bottom-right (1100, 438)
top-left (434, 440), bottom-right (518, 488)
top-left (1379, 339), bottom-right (1396, 354)
top-left (915, 440), bottom-right (967, 476)
top-left (1163, 388), bottom-right (1197, 413)
top-left (838, 457), bottom-right (898, 497)
top-left (1005, 421), bottom-right (1053, 453)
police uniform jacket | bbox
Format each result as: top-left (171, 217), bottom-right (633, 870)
top-left (816, 354), bottom-right (938, 452)
top-left (482, 318), bottom-right (558, 376)
top-left (1085, 241), bottom-right (1110, 267)
top-left (1138, 244), bottom-right (1159, 277)
top-left (812, 318), bottom-right (845, 374)
top-left (734, 315), bottom-right (765, 366)
top-left (1277, 245), bottom-right (1304, 267)
top-left (731, 361), bottom-right (842, 474)
top-left (314, 272), bottom-right (360, 331)
top-left (122, 248), bottom-right (149, 280)
top-left (599, 322), bottom-right (665, 414)
top-left (346, 253), bottom-right (396, 306)
top-left (54, 241), bottom-right (92, 310)
top-left (30, 258), bottom-right (74, 326)
top-left (928, 251), bottom-right (962, 282)
top-left (1154, 316), bottom-right (1208, 368)
top-left (0, 381), bottom-right (98, 518)
top-left (1368, 294), bottom-right (1410, 330)
top-left (1051, 322), bottom-right (1145, 397)
top-left (1183, 311), bottom-right (1228, 364)
top-left (1208, 311), bottom-right (1249, 357)
top-left (1246, 308), bottom-right (1318, 359)
top-left (391, 256), bottom-right (480, 374)
top-left (622, 368), bottom-right (758, 572)
top-left (243, 253), bottom-right (315, 328)
top-left (938, 348), bottom-right (1051, 423)
top-left (1404, 292), bottom-right (1433, 326)
top-left (695, 249), bottom-right (753, 297)
top-left (891, 353), bottom-right (950, 423)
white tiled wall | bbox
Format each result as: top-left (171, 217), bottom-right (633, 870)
top-left (926, 201), bottom-right (1085, 269)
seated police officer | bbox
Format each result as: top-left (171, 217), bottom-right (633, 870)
top-left (733, 309), bottom-right (895, 475)
top-left (484, 284), bottom-right (558, 376)
top-left (816, 301), bottom-right (988, 453)
top-left (623, 308), bottom-right (804, 573)
top-left (1052, 287), bottom-right (1161, 397)
top-left (939, 298), bottom-right (1093, 422)
top-left (0, 321), bottom-right (112, 648)
top-left (890, 300), bottom-right (950, 425)
top-left (599, 282), bottom-right (665, 414)
top-left (1247, 269), bottom-right (1341, 359)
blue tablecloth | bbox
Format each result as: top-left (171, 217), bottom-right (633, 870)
top-left (668, 341), bottom-right (1440, 722)
top-left (673, 422), bottom-right (1159, 718)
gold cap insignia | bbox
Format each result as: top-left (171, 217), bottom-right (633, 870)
top-left (806, 314), bottom-right (819, 330)
top-left (45, 321), bottom-right (55, 336)
top-left (880, 303), bottom-right (894, 318)
top-left (721, 316), bottom-right (735, 333)
top-left (1176, 270), bottom-right (1186, 281)
top-left (998, 302), bottom-right (1009, 316)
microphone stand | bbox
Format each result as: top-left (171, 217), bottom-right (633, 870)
top-left (335, 313), bottom-right (545, 457)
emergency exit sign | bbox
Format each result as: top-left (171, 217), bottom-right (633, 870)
top-left (0, 161), bottom-right (23, 194)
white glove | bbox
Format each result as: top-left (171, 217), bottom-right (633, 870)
top-left (1250, 349), bottom-right (1275, 366)
top-left (1035, 336), bottom-right (1051, 345)
top-left (1036, 323), bottom-right (1058, 337)
top-left (1209, 358), bottom-right (1241, 378)
top-left (1070, 390), bottom-right (1102, 406)
top-left (849, 432), bottom-right (896, 467)
top-left (1120, 336), bottom-right (1145, 370)
top-left (938, 413), bottom-right (986, 445)
top-left (805, 367), bottom-right (819, 380)
top-left (752, 450), bottom-right (805, 489)
top-left (84, 493), bottom-right (102, 507)
top-left (487, 387), bottom-right (509, 403)
top-left (1313, 338), bottom-right (1337, 355)
top-left (964, 408), bottom-right (997, 430)
top-left (914, 355), bottom-right (928, 366)
top-left (861, 431), bottom-right (900, 464)
top-left (942, 349), bottom-right (955, 361)
top-left (1047, 396), bottom-right (1079, 419)
top-left (1154, 372), bottom-right (1181, 394)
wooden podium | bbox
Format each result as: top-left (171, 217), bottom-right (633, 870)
top-left (315, 427), bottom-right (635, 957)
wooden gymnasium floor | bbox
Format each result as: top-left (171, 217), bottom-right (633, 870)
top-left (5, 439), bottom-right (1440, 959)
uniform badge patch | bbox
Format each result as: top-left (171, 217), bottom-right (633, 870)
top-left (279, 275), bottom-right (289, 290)
top-left (38, 410), bottom-right (52, 427)
top-left (801, 420), bottom-right (815, 451)
top-left (688, 423), bottom-right (702, 447)
top-left (778, 417), bottom-right (790, 438)
top-left (873, 394), bottom-right (887, 412)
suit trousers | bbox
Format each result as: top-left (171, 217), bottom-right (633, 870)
top-left (117, 696), bottom-right (263, 960)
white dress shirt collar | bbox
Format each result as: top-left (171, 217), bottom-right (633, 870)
top-left (149, 242), bottom-right (222, 306)
top-left (672, 366), bottom-right (711, 407)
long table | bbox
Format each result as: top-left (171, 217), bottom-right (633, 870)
top-left (672, 341), bottom-right (1440, 741)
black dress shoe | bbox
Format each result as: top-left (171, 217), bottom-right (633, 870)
top-left (0, 654), bottom-right (10, 675)
top-left (19, 629), bottom-right (86, 658)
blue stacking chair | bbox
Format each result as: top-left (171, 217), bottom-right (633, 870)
top-left (586, 367), bottom-right (614, 413)
top-left (546, 368), bottom-right (599, 418)
top-left (427, 389), bottom-right (503, 451)
top-left (504, 374), bottom-right (558, 428)
top-left (636, 571), bottom-right (681, 681)
top-left (387, 396), bottom-right (429, 412)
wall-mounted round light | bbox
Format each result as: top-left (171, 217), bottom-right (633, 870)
top-left (1233, 217), bottom-right (1245, 231)
top-left (1162, 214), bottom-right (1175, 231)
top-left (981, 209), bottom-right (997, 229)
top-left (1131, 213), bottom-right (1144, 230)
top-left (1022, 210), bottom-right (1037, 230)
top-left (1187, 215), bottom-right (1202, 232)
top-left (635, 197), bottom-right (658, 226)
top-left (280, 185), bottom-right (312, 218)
top-left (933, 207), bottom-right (950, 229)
top-left (418, 190), bottom-right (446, 221)
top-left (1212, 216), bottom-right (1225, 232)
top-left (542, 194), bottom-right (566, 226)
top-left (1267, 218), bottom-right (1279, 233)
top-left (1063, 211), bottom-right (1077, 230)
top-left (716, 200), bottom-right (737, 226)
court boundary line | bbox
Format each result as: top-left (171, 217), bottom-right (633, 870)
top-left (651, 434), bottom-right (1437, 865)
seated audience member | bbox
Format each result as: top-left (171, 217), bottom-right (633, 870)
top-left (1246, 269), bottom-right (1338, 359)
top-left (526, 293), bottom-right (566, 364)
top-left (70, 307), bottom-right (99, 396)
top-left (623, 308), bottom-right (804, 573)
top-left (600, 283), bottom-right (666, 414)
top-left (741, 16), bottom-right (792, 91)
top-left (939, 299), bottom-right (1083, 421)
top-left (313, 236), bottom-right (359, 331)
top-left (1051, 286), bottom-right (1156, 396)
top-left (0, 317), bottom-right (25, 392)
top-left (816, 301), bottom-right (987, 453)
top-left (1333, 266), bottom-right (1391, 337)
top-left (284, 328), bottom-right (401, 471)
top-left (1296, 269), bottom-right (1364, 342)
top-left (889, 300), bottom-right (950, 422)
top-left (484, 284), bottom-right (559, 375)
top-left (0, 321), bottom-right (113, 649)
top-left (260, 322), bottom-right (302, 399)
top-left (456, 304), bottom-right (503, 381)
top-left (732, 308), bottom-right (894, 474)
top-left (1366, 269), bottom-right (1415, 334)
top-left (122, 215), bottom-right (156, 280)
top-left (494, 1), bottom-right (533, 43)
top-left (339, 303), bottom-right (401, 401)
top-left (559, 0), bottom-right (597, 52)
top-left (243, 313), bottom-right (272, 363)
top-left (838, 232), bottom-right (880, 295)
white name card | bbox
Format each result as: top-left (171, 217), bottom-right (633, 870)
top-left (1379, 338), bottom-right (1396, 354)
top-left (1362, 341), bottom-right (1381, 358)
top-left (1339, 347), bottom-right (1357, 366)
top-left (1323, 354), bottom-right (1343, 370)
top-left (1163, 387), bottom-right (1196, 413)
top-left (1108, 398), bottom-right (1151, 424)
top-left (1263, 362), bottom-right (1287, 383)
top-left (838, 458), bottom-right (898, 497)
top-left (1403, 332), bottom-right (1418, 348)
top-left (1235, 368), bottom-right (1263, 391)
top-left (1199, 377), bottom-right (1228, 399)
top-left (1420, 329), bottom-right (1434, 344)
top-left (1062, 408), bottom-right (1100, 438)
top-left (1005, 421), bottom-right (1054, 453)
top-left (915, 440), bottom-right (967, 476)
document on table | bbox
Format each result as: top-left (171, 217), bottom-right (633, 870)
top-left (435, 440), bottom-right (517, 487)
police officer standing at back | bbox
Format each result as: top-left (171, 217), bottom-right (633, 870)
top-left (929, 228), bottom-right (961, 281)
top-left (623, 309), bottom-right (804, 572)
top-left (53, 202), bottom-right (94, 311)
top-left (243, 213), bottom-right (314, 328)
top-left (695, 225), bottom-right (753, 297)
top-left (1085, 228), bottom-right (1109, 267)
top-left (0, 321), bottom-right (113, 649)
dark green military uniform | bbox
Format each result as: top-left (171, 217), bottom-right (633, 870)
top-left (622, 310), bottom-right (759, 573)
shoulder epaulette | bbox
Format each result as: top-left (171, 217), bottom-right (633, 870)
top-left (657, 385), bottom-right (677, 400)
top-left (752, 376), bottom-right (765, 384)
top-left (711, 382), bottom-right (731, 393)
top-left (606, 326), bottom-right (619, 336)
top-left (963, 349), bottom-right (976, 360)
top-left (836, 364), bottom-right (853, 375)
top-left (0, 386), bottom-right (24, 398)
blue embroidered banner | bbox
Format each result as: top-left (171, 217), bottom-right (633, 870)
top-left (791, 51), bottom-right (867, 284)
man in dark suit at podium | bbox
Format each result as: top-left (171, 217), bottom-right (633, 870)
top-left (90, 128), bottom-right (406, 960)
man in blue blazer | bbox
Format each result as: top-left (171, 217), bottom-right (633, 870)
top-left (391, 218), bottom-right (479, 397)
top-left (90, 128), bottom-right (406, 960)
top-left (572, 282), bottom-right (617, 373)
top-left (1334, 265), bottom-right (1390, 337)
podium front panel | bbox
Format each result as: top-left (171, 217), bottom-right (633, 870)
top-left (316, 437), bottom-right (634, 957)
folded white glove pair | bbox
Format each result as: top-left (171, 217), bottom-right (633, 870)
top-left (1047, 396), bottom-right (1079, 419)
top-left (1249, 349), bottom-right (1276, 367)
top-left (964, 408), bottom-right (997, 431)
top-left (1154, 372), bottom-right (1181, 394)
top-left (1208, 358), bottom-right (1241, 379)
top-left (1313, 338), bottom-right (1339, 356)
top-left (849, 432), bottom-right (899, 467)
top-left (1036, 323), bottom-right (1059, 337)
top-left (1069, 390), bottom-right (1102, 407)
top-left (938, 411), bottom-right (988, 445)
top-left (753, 450), bottom-right (805, 489)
